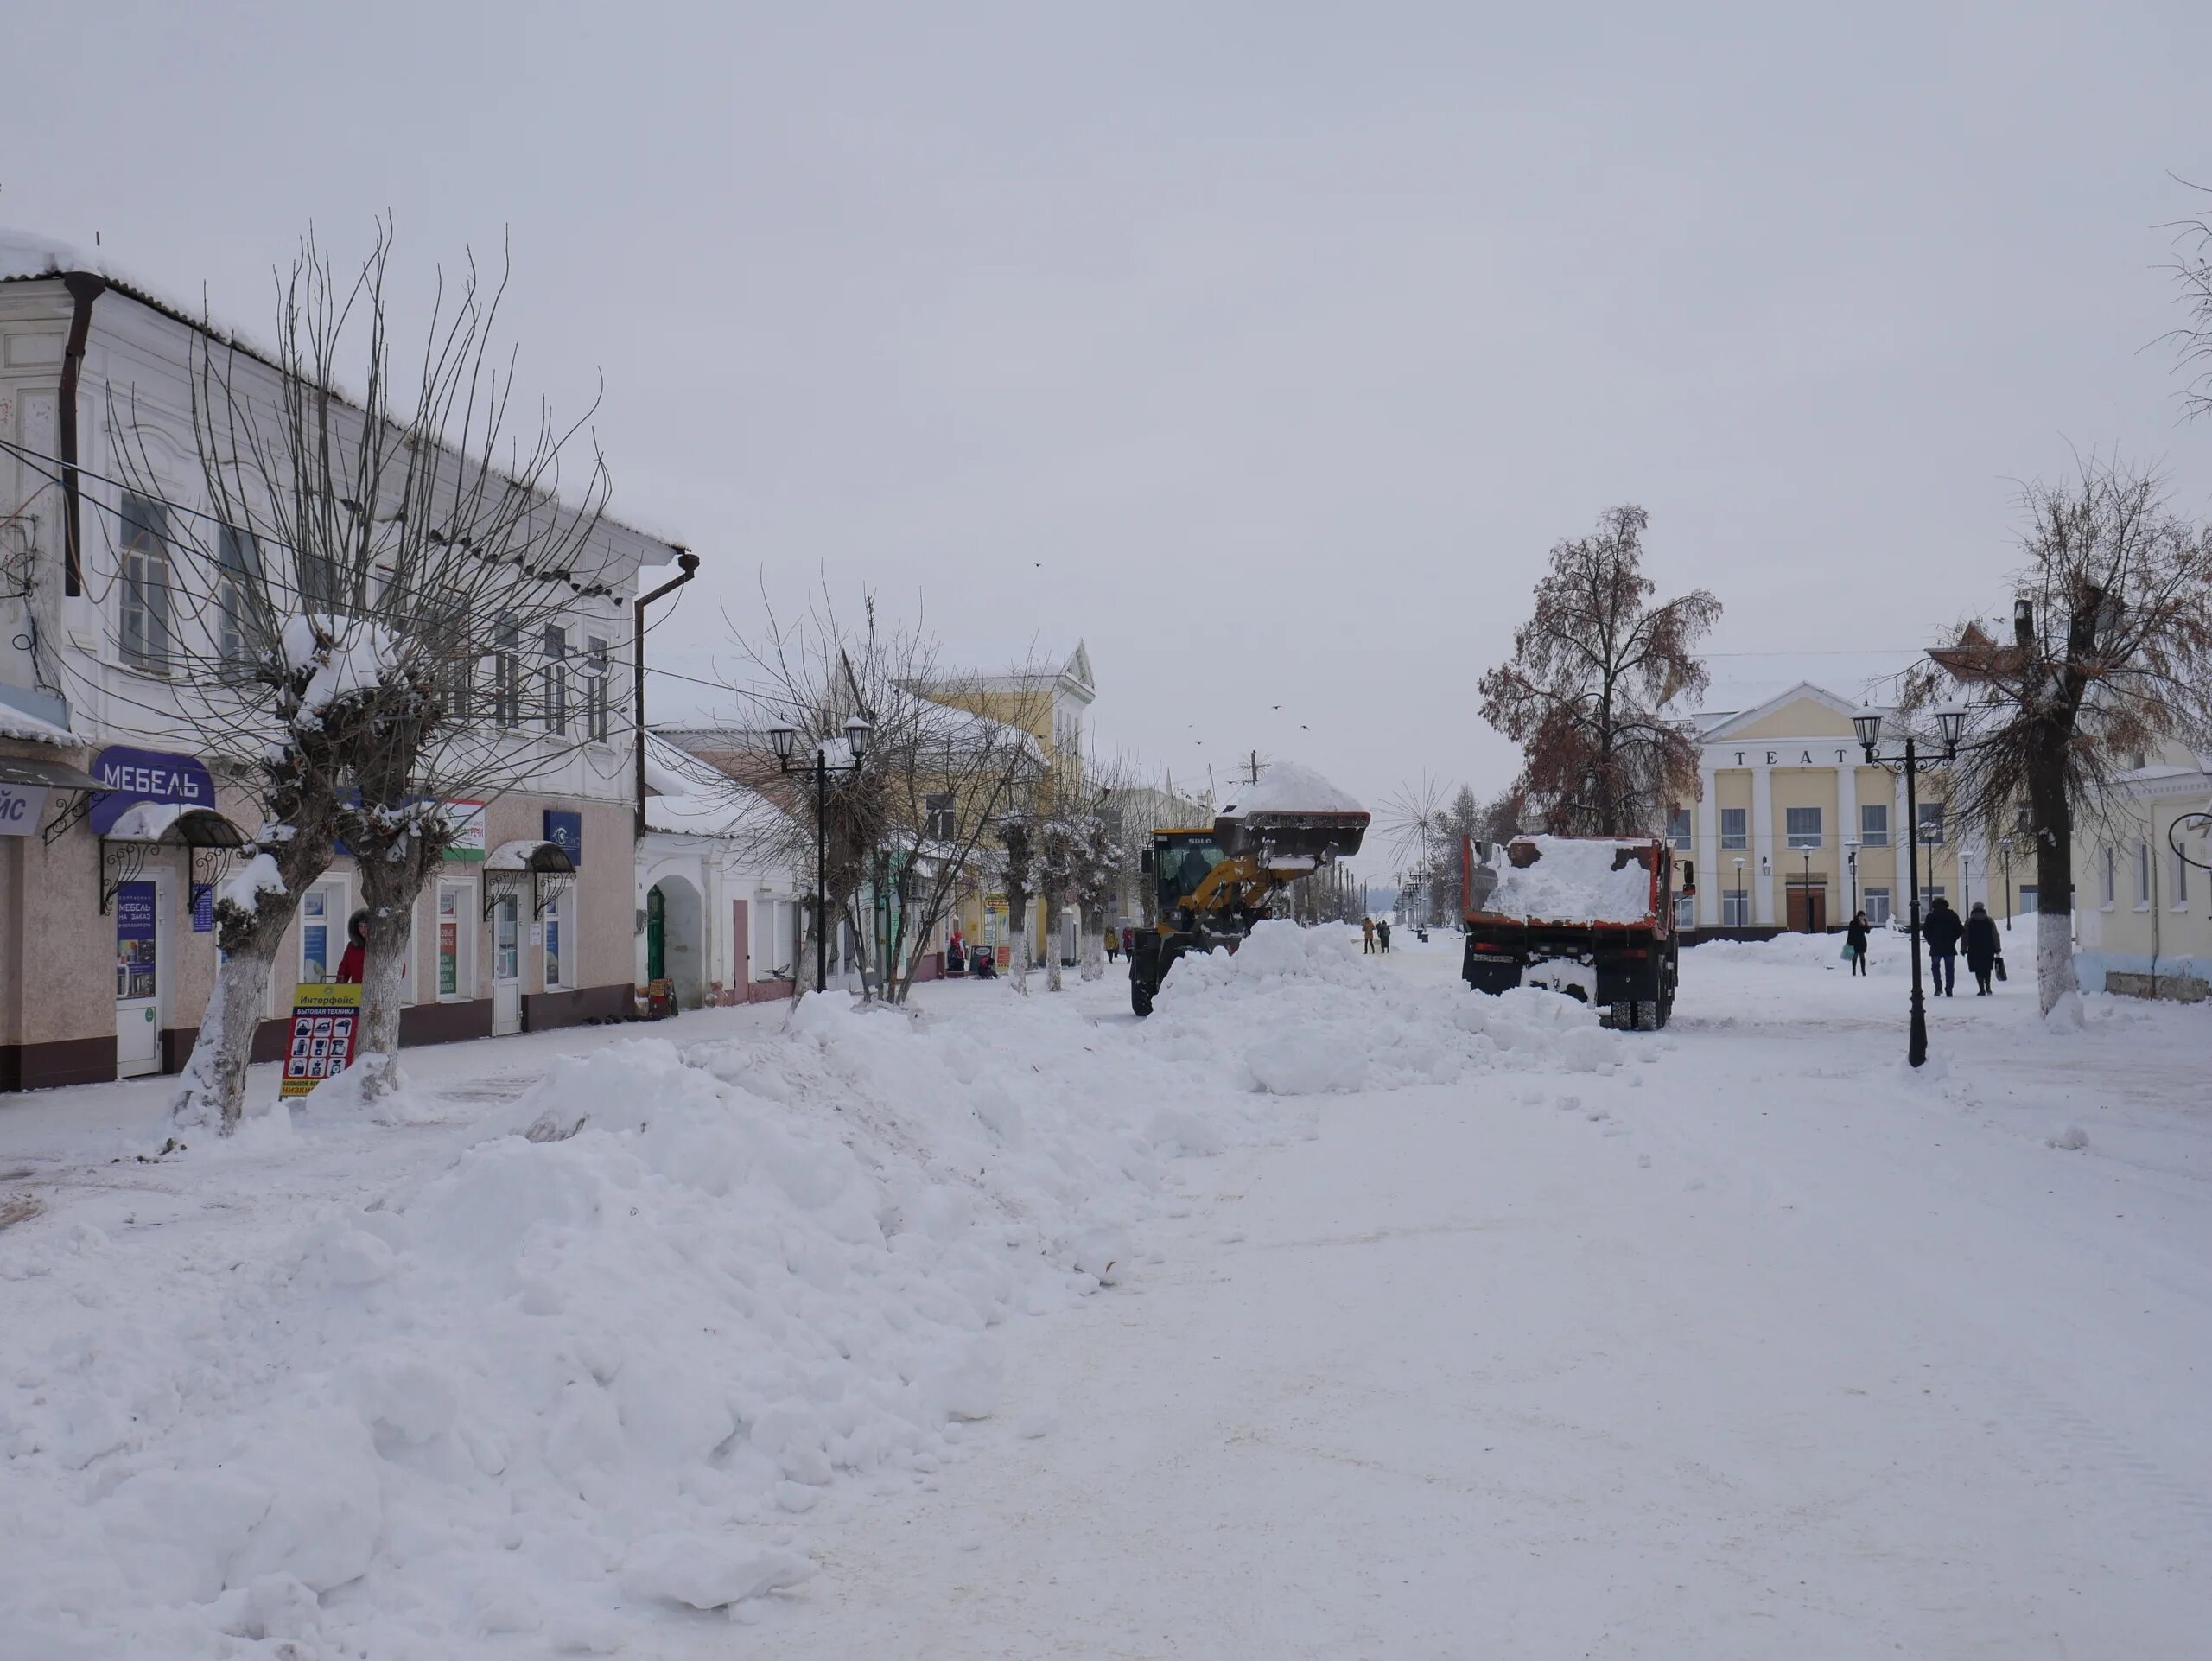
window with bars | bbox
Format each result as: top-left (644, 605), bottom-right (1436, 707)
top-left (587, 636), bottom-right (611, 742)
top-left (542, 626), bottom-right (569, 735)
top-left (118, 493), bottom-right (172, 672)
top-left (1785, 806), bottom-right (1822, 849)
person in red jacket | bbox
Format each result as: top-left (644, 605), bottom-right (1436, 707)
top-left (335, 910), bottom-right (369, 983)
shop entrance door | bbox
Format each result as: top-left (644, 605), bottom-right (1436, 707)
top-left (491, 893), bottom-right (522, 1035)
top-left (646, 887), bottom-right (666, 981)
top-left (1786, 881), bottom-right (1828, 933)
top-left (114, 875), bottom-right (164, 1078)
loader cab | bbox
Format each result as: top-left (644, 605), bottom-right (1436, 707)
top-left (1152, 829), bottom-right (1226, 917)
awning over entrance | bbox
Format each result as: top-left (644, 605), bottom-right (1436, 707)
top-left (486, 838), bottom-right (576, 875)
top-left (103, 802), bottom-right (251, 848)
top-left (0, 754), bottom-right (103, 792)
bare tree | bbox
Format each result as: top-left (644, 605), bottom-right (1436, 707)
top-left (95, 224), bottom-right (622, 1127)
top-left (1478, 506), bottom-right (1720, 838)
top-left (1904, 461), bottom-right (2212, 1020)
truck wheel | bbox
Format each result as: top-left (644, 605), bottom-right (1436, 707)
top-left (1604, 1000), bottom-right (1634, 1030)
top-left (1634, 999), bottom-right (1662, 1032)
top-left (1652, 993), bottom-right (1673, 1030)
top-left (1132, 979), bottom-right (1154, 1017)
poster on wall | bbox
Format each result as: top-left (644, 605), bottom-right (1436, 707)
top-left (0, 780), bottom-right (48, 837)
top-left (279, 983), bottom-right (362, 1098)
top-left (190, 883), bottom-right (214, 932)
top-left (442, 800), bottom-right (487, 860)
top-left (115, 880), bottom-right (157, 998)
top-left (983, 894), bottom-right (1009, 969)
top-left (543, 809), bottom-right (582, 868)
top-left (302, 890), bottom-right (330, 981)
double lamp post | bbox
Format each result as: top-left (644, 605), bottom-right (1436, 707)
top-left (1853, 703), bottom-right (1967, 1069)
top-left (768, 714), bottom-right (872, 995)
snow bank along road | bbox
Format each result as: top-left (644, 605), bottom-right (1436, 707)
top-left (3, 926), bottom-right (2209, 1658)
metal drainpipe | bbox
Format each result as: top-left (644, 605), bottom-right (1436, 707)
top-left (58, 271), bottom-right (108, 597)
top-left (633, 550), bottom-right (701, 839)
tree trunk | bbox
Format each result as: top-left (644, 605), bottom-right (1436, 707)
top-left (1045, 890), bottom-right (1065, 991)
top-left (353, 856), bottom-right (421, 1099)
top-left (1078, 900), bottom-right (1106, 981)
top-left (169, 926), bottom-right (282, 1134)
top-left (2026, 738), bottom-right (2081, 1023)
top-left (1007, 885), bottom-right (1031, 992)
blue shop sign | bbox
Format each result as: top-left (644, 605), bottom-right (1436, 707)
top-left (543, 809), bottom-right (582, 868)
top-left (89, 746), bottom-right (215, 837)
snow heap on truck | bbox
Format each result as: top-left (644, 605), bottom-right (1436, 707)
top-left (1461, 835), bottom-right (1688, 1030)
top-left (1475, 835), bottom-right (1661, 924)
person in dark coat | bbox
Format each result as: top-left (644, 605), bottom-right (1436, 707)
top-left (1963, 901), bottom-right (2002, 995)
top-left (1376, 918), bottom-right (1392, 953)
top-left (1845, 909), bottom-right (1872, 976)
top-left (1921, 895), bottom-right (1963, 996)
top-left (335, 910), bottom-right (369, 983)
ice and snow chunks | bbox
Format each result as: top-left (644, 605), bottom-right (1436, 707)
top-left (1147, 920), bottom-right (1618, 1092)
top-left (1478, 836), bottom-right (1656, 924)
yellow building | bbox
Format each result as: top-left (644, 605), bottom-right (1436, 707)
top-left (2071, 746), bottom-right (2212, 1000)
top-left (1674, 653), bottom-right (1998, 935)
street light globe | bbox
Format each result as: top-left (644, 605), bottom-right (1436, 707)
top-left (767, 722), bottom-right (798, 764)
top-left (1936, 705), bottom-right (1968, 750)
top-left (843, 714), bottom-right (873, 760)
top-left (1853, 707), bottom-right (1883, 755)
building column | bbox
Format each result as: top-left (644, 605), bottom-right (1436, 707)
top-left (1836, 762), bottom-right (1859, 916)
top-left (1751, 765), bottom-right (1776, 927)
top-left (1696, 755), bottom-right (1720, 928)
top-left (1895, 768), bottom-right (1913, 909)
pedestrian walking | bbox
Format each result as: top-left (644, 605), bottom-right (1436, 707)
top-left (1376, 918), bottom-right (1392, 953)
top-left (336, 910), bottom-right (369, 984)
top-left (1104, 929), bottom-right (1120, 964)
top-left (1922, 894), bottom-right (1963, 996)
top-left (1844, 909), bottom-right (1871, 976)
top-left (1963, 901), bottom-right (2002, 996)
top-left (1122, 926), bottom-right (1135, 960)
top-left (1361, 915), bottom-right (1376, 954)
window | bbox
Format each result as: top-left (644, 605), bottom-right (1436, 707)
top-left (2015, 801), bottom-right (2033, 836)
top-left (2019, 886), bottom-right (2038, 914)
top-left (2136, 840), bottom-right (2152, 907)
top-left (1719, 806), bottom-right (1747, 850)
top-left (300, 881), bottom-right (346, 983)
top-left (1916, 802), bottom-right (1946, 846)
top-left (1666, 807), bottom-right (1691, 850)
top-left (493, 614), bottom-right (521, 727)
top-left (2101, 847), bottom-right (2115, 907)
top-left (2175, 837), bottom-right (2191, 907)
top-left (542, 626), bottom-right (569, 734)
top-left (543, 888), bottom-right (566, 988)
top-left (1918, 884), bottom-right (1946, 909)
top-left (1864, 888), bottom-right (1891, 927)
top-left (587, 636), bottom-right (611, 743)
top-left (118, 493), bottom-right (172, 672)
top-left (1785, 806), bottom-right (1822, 850)
top-left (216, 524), bottom-right (266, 671)
top-left (1859, 803), bottom-right (1889, 847)
top-left (1672, 894), bottom-right (1694, 929)
top-left (925, 792), bottom-right (957, 840)
top-left (1721, 890), bottom-right (1750, 926)
top-left (435, 884), bottom-right (472, 999)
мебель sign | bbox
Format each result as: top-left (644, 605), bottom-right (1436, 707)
top-left (89, 746), bottom-right (215, 837)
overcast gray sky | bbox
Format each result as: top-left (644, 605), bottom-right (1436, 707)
top-left (9, 0), bottom-right (2212, 841)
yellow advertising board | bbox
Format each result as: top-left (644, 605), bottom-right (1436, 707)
top-left (279, 982), bottom-right (364, 1098)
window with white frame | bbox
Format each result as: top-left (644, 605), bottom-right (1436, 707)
top-left (216, 524), bottom-right (266, 672)
top-left (543, 887), bottom-right (568, 988)
top-left (118, 492), bottom-right (172, 672)
top-left (2175, 834), bottom-right (2191, 907)
top-left (1785, 806), bottom-right (1822, 849)
top-left (1864, 887), bottom-right (1891, 927)
top-left (1918, 884), bottom-right (1946, 909)
top-left (1719, 806), bottom-right (1747, 850)
top-left (1666, 807), bottom-right (1691, 850)
top-left (587, 635), bottom-right (611, 742)
top-left (2101, 846), bottom-right (2115, 907)
top-left (1859, 803), bottom-right (1889, 846)
top-left (2136, 840), bottom-right (2152, 907)
top-left (435, 881), bottom-right (474, 999)
top-left (1721, 889), bottom-right (1750, 926)
top-left (493, 614), bottom-right (521, 727)
top-left (542, 626), bottom-right (569, 735)
top-left (1672, 893), bottom-right (1694, 929)
top-left (1917, 801), bottom-right (1947, 846)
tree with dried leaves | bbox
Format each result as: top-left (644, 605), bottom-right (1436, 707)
top-left (1478, 506), bottom-right (1720, 838)
top-left (1904, 461), bottom-right (2212, 1021)
top-left (99, 224), bottom-right (625, 1130)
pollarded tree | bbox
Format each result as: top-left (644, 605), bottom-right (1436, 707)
top-left (1903, 460), bottom-right (2212, 1021)
top-left (100, 224), bottom-right (624, 1126)
top-left (1478, 506), bottom-right (1720, 838)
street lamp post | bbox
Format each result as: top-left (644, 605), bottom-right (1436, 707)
top-left (769, 715), bottom-right (872, 994)
top-left (1998, 837), bottom-right (2014, 932)
top-left (1845, 839), bottom-right (1861, 920)
top-left (1800, 846), bottom-right (1815, 932)
top-left (1855, 704), bottom-right (1966, 1068)
top-left (1961, 849), bottom-right (1974, 917)
top-left (1732, 855), bottom-right (1745, 931)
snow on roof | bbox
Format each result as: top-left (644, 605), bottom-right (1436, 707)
top-left (0, 703), bottom-right (78, 748)
top-left (1669, 651), bottom-right (1927, 727)
top-left (1218, 760), bottom-right (1365, 820)
top-left (0, 228), bottom-right (87, 283)
top-left (642, 735), bottom-right (785, 837)
top-left (1476, 836), bottom-right (1656, 925)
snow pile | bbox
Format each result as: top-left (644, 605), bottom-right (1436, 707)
top-left (1478, 837), bottom-right (1655, 924)
top-left (213, 851), bottom-right (287, 916)
top-left (1148, 920), bottom-right (1619, 1093)
top-left (0, 990), bottom-right (1314, 1658)
top-left (1217, 760), bottom-right (1365, 819)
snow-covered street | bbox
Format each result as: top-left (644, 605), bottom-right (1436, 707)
top-left (5, 927), bottom-right (2210, 1659)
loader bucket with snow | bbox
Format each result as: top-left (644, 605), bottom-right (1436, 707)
top-left (1211, 808), bottom-right (1370, 870)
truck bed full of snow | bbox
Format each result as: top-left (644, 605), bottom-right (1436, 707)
top-left (1476, 835), bottom-right (1656, 924)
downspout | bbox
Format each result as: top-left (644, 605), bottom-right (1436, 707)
top-left (633, 549), bottom-right (700, 840)
top-left (58, 272), bottom-right (108, 597)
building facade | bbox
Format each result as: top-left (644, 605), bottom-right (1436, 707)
top-left (2071, 748), bottom-right (2212, 1001)
top-left (1671, 653), bottom-right (2005, 937)
top-left (0, 234), bottom-right (685, 1091)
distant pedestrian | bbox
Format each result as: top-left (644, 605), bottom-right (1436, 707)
top-left (1845, 909), bottom-right (1871, 976)
top-left (336, 910), bottom-right (369, 984)
top-left (1963, 901), bottom-right (2001, 996)
top-left (1104, 930), bottom-right (1120, 964)
top-left (1122, 926), bottom-right (1136, 959)
top-left (1922, 895), bottom-right (1963, 996)
top-left (1376, 918), bottom-right (1392, 953)
top-left (1361, 915), bottom-right (1376, 954)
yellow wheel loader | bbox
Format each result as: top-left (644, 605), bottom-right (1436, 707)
top-left (1128, 766), bottom-right (1369, 1016)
